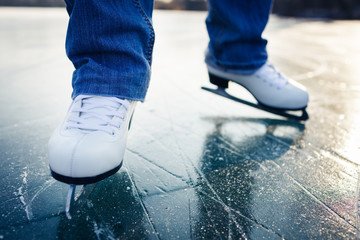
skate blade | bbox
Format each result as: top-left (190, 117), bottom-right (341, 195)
top-left (201, 87), bottom-right (309, 121)
top-left (65, 183), bottom-right (96, 219)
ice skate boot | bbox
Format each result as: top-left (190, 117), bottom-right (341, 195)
top-left (48, 95), bottom-right (136, 218)
top-left (202, 62), bottom-right (309, 120)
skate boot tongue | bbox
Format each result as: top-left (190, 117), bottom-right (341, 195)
top-left (257, 63), bottom-right (288, 89)
top-left (67, 95), bottom-right (129, 134)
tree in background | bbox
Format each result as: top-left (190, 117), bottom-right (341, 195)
top-left (272, 0), bottom-right (360, 19)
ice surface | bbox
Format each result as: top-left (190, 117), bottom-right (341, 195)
top-left (1, 7), bottom-right (360, 239)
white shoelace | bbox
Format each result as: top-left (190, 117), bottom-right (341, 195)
top-left (66, 95), bottom-right (130, 135)
top-left (256, 64), bottom-right (289, 89)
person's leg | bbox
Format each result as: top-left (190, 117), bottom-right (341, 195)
top-left (49, 0), bottom-right (155, 185)
top-left (65, 0), bottom-right (155, 101)
top-left (205, 0), bottom-right (272, 74)
top-left (205, 0), bottom-right (309, 111)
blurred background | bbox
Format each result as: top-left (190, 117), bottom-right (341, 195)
top-left (1, 0), bottom-right (360, 19)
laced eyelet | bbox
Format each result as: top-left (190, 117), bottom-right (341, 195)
top-left (67, 96), bottom-right (129, 134)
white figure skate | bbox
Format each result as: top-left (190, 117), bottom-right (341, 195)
top-left (202, 63), bottom-right (309, 120)
top-left (48, 95), bottom-right (136, 218)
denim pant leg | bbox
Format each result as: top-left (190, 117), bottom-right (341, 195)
top-left (64, 0), bottom-right (155, 101)
top-left (205, 0), bottom-right (273, 74)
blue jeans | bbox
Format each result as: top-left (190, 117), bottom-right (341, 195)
top-left (65, 0), bottom-right (273, 101)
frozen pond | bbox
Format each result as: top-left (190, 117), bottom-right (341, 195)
top-left (1, 7), bottom-right (360, 239)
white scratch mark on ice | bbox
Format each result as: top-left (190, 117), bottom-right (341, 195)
top-left (197, 188), bottom-right (284, 239)
top-left (14, 178), bottom-right (56, 221)
top-left (93, 221), bottom-right (102, 240)
top-left (14, 186), bottom-right (33, 221)
top-left (17, 187), bottom-right (26, 206)
top-left (93, 220), bottom-right (116, 240)
top-left (196, 192), bottom-right (223, 239)
top-left (125, 167), bottom-right (161, 240)
top-left (28, 179), bottom-right (56, 206)
top-left (21, 167), bottom-right (28, 185)
top-left (127, 148), bottom-right (187, 181)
